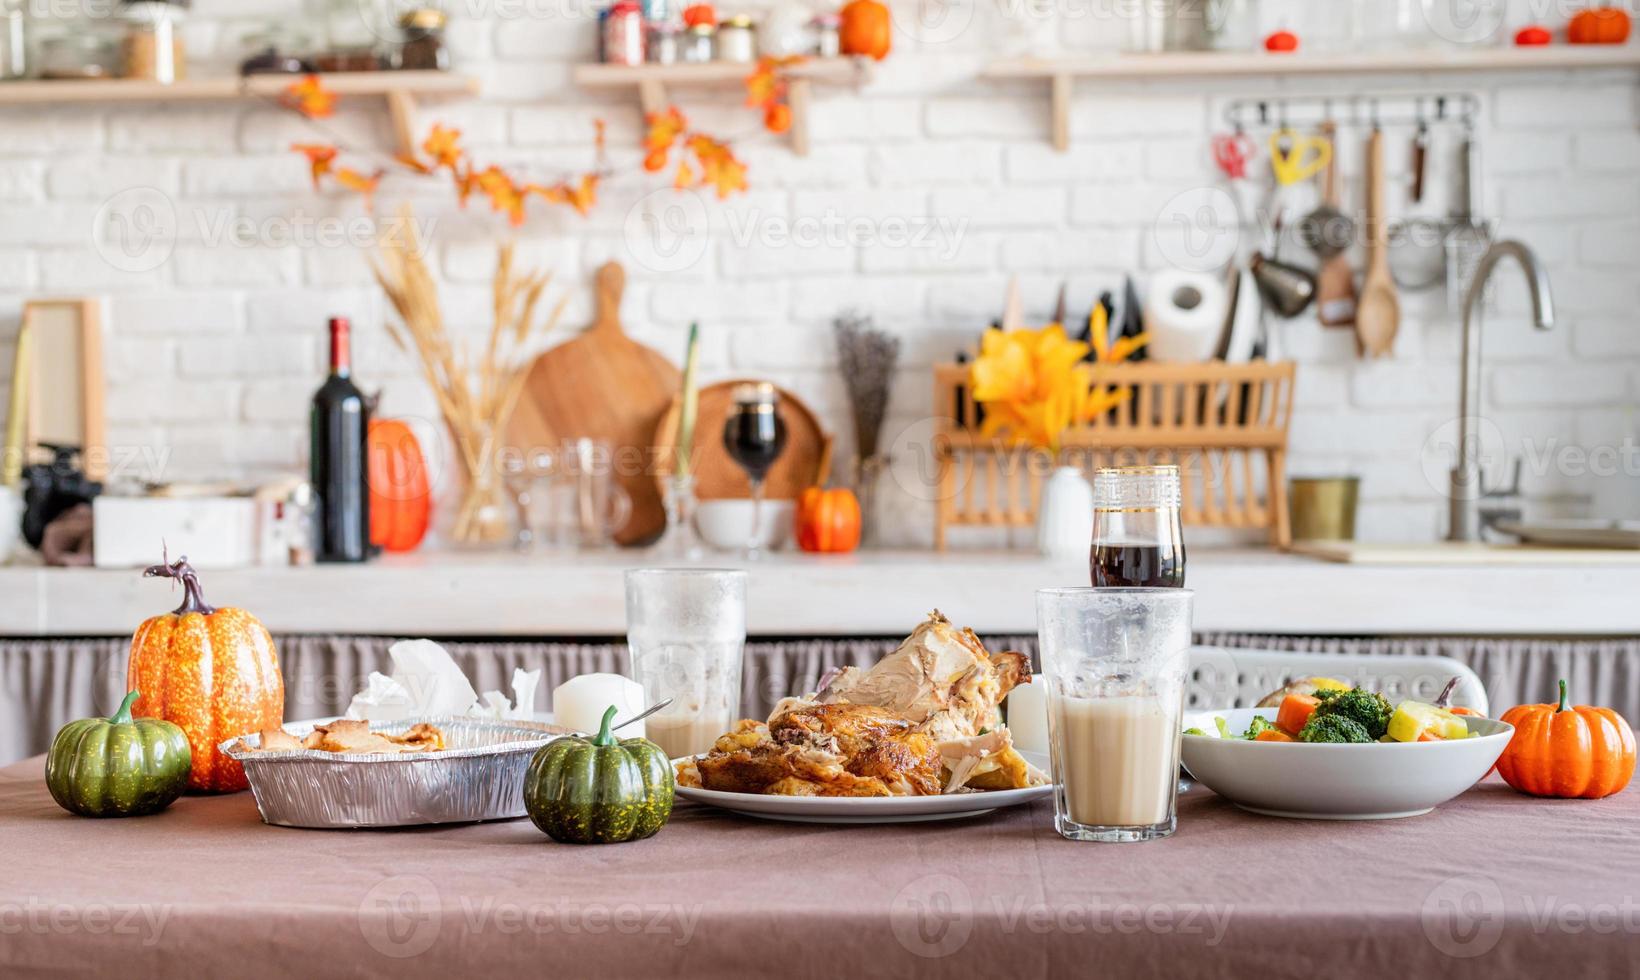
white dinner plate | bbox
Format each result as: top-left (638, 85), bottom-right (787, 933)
top-left (675, 752), bottom-right (1054, 824)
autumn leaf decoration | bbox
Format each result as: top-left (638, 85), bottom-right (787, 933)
top-left (644, 107), bottom-right (749, 200)
top-left (746, 56), bottom-right (801, 133)
top-left (969, 306), bottom-right (1144, 454)
top-left (283, 78), bottom-right (604, 224)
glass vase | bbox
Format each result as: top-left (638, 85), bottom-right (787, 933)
top-left (651, 473), bottom-right (704, 562)
top-left (852, 454), bottom-right (889, 548)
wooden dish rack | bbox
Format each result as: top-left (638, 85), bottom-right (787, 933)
top-left (931, 361), bottom-right (1298, 550)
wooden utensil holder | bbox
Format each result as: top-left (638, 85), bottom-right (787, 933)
top-left (931, 361), bottom-right (1297, 550)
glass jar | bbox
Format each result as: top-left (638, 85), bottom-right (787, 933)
top-left (121, 0), bottom-right (188, 83)
top-left (812, 13), bottom-right (840, 57)
top-left (309, 0), bottom-right (386, 70)
top-left (646, 22), bottom-right (680, 64)
top-left (715, 14), bottom-right (756, 62)
top-left (1, 2), bottom-right (26, 81)
top-left (682, 23), bottom-right (715, 62)
top-left (398, 7), bottom-right (448, 70)
top-left (602, 0), bottom-right (645, 65)
top-left (238, 25), bottom-right (315, 75)
top-left (39, 31), bottom-right (121, 80)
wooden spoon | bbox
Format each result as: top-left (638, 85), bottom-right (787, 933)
top-left (1355, 128), bottom-right (1399, 357)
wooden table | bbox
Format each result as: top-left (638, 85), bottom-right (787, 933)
top-left (2, 755), bottom-right (1634, 978)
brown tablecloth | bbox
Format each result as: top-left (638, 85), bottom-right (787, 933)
top-left (2, 755), bottom-right (1636, 979)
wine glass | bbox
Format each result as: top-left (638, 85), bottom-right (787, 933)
top-left (722, 383), bottom-right (788, 559)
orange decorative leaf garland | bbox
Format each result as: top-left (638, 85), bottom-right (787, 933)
top-left (746, 56), bottom-right (801, 134)
top-left (645, 107), bottom-right (750, 200)
top-left (282, 76), bottom-right (605, 223)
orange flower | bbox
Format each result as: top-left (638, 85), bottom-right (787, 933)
top-left (281, 75), bottom-right (336, 119)
top-left (969, 324), bottom-right (1133, 452)
top-left (422, 124), bottom-right (464, 171)
top-left (291, 143), bottom-right (337, 189)
top-left (333, 167), bottom-right (383, 208)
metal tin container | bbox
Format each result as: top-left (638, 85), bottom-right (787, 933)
top-left (646, 23), bottom-right (679, 64)
top-left (221, 716), bottom-right (566, 829)
top-left (716, 14), bottom-right (755, 62)
top-left (682, 23), bottom-right (715, 62)
top-left (602, 0), bottom-right (645, 65)
top-left (1289, 476), bottom-right (1360, 542)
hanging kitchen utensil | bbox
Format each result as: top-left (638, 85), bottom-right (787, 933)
top-left (1355, 126), bottom-right (1400, 358)
top-left (1268, 128), bottom-right (1332, 187)
top-left (1211, 130), bottom-right (1256, 180)
top-left (505, 261), bottom-right (680, 546)
top-left (1297, 122), bottom-right (1351, 261)
top-left (1250, 252), bottom-right (1317, 319)
top-left (1306, 122), bottom-right (1357, 327)
top-left (1387, 216), bottom-right (1448, 291)
top-left (1409, 108), bottom-right (1430, 204)
top-left (1444, 124), bottom-right (1494, 314)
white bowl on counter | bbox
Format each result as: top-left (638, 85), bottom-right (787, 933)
top-left (694, 499), bottom-right (794, 552)
top-left (1180, 707), bottom-right (1514, 820)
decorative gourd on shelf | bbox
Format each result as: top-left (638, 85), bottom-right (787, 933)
top-left (523, 705), bottom-right (674, 844)
top-left (840, 0), bottom-right (891, 60)
top-left (1568, 3), bottom-right (1632, 43)
top-left (127, 557), bottom-right (284, 793)
top-left (46, 691), bottom-right (192, 818)
top-left (367, 418), bottom-right (432, 553)
top-left (1496, 680), bottom-right (1636, 799)
top-left (796, 486), bottom-right (862, 553)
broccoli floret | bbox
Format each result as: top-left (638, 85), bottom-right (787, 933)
top-left (1298, 714), bottom-right (1374, 744)
top-left (1242, 715), bottom-right (1283, 740)
top-left (1311, 688), bottom-right (1394, 739)
top-left (1313, 688), bottom-right (1350, 703)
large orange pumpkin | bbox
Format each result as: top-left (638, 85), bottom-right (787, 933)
top-left (840, 0), bottom-right (891, 60)
top-left (796, 486), bottom-right (862, 553)
top-left (368, 418), bottom-right (432, 553)
top-left (127, 557), bottom-right (284, 793)
top-left (1496, 680), bottom-right (1635, 799)
top-left (1568, 4), bottom-right (1631, 43)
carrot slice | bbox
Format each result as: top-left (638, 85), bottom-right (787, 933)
top-left (1276, 694), bottom-right (1320, 735)
top-left (1418, 731), bottom-right (1445, 742)
top-left (1255, 728), bottom-right (1295, 742)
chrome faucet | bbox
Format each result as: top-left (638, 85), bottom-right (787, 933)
top-left (1448, 240), bottom-right (1556, 541)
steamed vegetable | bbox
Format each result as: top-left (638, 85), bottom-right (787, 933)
top-left (1298, 714), bottom-right (1374, 744)
top-left (1276, 694), bottom-right (1320, 736)
top-left (1309, 688), bottom-right (1394, 740)
top-left (1386, 701), bottom-right (1471, 743)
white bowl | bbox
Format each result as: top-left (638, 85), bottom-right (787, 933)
top-left (1180, 707), bottom-right (1514, 820)
top-left (694, 499), bottom-right (794, 552)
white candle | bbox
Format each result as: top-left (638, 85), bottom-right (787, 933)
top-left (552, 673), bottom-right (648, 738)
top-left (1005, 674), bottom-right (1050, 757)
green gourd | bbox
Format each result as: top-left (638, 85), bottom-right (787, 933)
top-left (46, 691), bottom-right (192, 818)
top-left (524, 705), bottom-right (674, 844)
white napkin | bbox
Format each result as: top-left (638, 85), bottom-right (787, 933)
top-left (345, 639), bottom-right (541, 721)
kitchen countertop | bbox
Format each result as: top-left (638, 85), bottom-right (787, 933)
top-left (1, 548), bottom-right (1636, 638)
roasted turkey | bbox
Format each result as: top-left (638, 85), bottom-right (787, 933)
top-left (678, 612), bottom-right (1046, 797)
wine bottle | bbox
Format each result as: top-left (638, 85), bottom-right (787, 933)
top-left (310, 317), bottom-right (371, 562)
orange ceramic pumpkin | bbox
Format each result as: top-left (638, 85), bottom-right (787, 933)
top-left (1496, 680), bottom-right (1635, 799)
top-left (368, 418), bottom-right (432, 553)
top-left (840, 0), bottom-right (891, 60)
top-left (127, 557), bottom-right (284, 793)
top-left (1568, 4), bottom-right (1632, 43)
top-left (796, 486), bottom-right (862, 553)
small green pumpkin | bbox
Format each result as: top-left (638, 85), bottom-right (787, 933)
top-left (524, 705), bottom-right (674, 844)
top-left (46, 691), bottom-right (192, 818)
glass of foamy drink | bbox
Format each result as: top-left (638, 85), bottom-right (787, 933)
top-left (625, 569), bottom-right (748, 759)
top-left (1036, 587), bottom-right (1193, 843)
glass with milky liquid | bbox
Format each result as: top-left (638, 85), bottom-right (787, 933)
top-left (624, 569), bottom-right (747, 759)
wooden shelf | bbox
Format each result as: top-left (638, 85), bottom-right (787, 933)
top-left (0, 72), bottom-right (481, 155)
top-left (985, 45), bottom-right (1640, 150)
top-left (572, 57), bottom-right (873, 156)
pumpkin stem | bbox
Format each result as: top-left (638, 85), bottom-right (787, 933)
top-left (143, 555), bottom-right (217, 616)
top-left (594, 705), bottom-right (620, 747)
top-left (1556, 678), bottom-right (1570, 713)
top-left (110, 690), bottom-right (140, 725)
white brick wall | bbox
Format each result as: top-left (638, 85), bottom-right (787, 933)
top-left (1, 4), bottom-right (1638, 542)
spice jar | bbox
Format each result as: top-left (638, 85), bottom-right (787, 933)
top-left (603, 0), bottom-right (645, 65)
top-left (237, 25), bottom-right (314, 75)
top-left (398, 8), bottom-right (449, 70)
top-left (715, 14), bottom-right (755, 62)
top-left (682, 22), bottom-right (715, 62)
top-left (121, 0), bottom-right (189, 83)
top-left (39, 33), bottom-right (121, 79)
top-left (646, 23), bottom-right (680, 64)
top-left (812, 13), bottom-right (840, 57)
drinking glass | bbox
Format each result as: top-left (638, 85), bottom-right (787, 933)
top-left (721, 383), bottom-right (787, 559)
top-left (1037, 587), bottom-right (1194, 843)
top-left (624, 569), bottom-right (747, 759)
top-left (1091, 464), bottom-right (1185, 587)
top-left (557, 438), bottom-right (632, 549)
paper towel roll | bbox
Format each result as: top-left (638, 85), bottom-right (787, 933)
top-left (1145, 270), bottom-right (1229, 363)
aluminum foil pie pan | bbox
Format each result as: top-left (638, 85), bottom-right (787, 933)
top-left (220, 717), bottom-right (567, 829)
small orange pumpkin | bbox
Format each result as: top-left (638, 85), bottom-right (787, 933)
top-left (1496, 680), bottom-right (1635, 799)
top-left (840, 0), bottom-right (891, 60)
top-left (796, 486), bottom-right (862, 553)
top-left (127, 557), bottom-right (284, 793)
top-left (368, 418), bottom-right (432, 553)
top-left (1568, 4), bottom-right (1632, 43)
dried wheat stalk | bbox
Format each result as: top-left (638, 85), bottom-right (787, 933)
top-left (371, 205), bottom-right (566, 540)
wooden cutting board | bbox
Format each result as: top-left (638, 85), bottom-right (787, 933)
top-left (505, 261), bottom-right (679, 546)
top-left (652, 380), bottom-right (831, 500)
top-left (1289, 541), bottom-right (1640, 565)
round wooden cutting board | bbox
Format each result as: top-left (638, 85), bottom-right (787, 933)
top-left (652, 380), bottom-right (831, 501)
top-left (504, 261), bottom-right (680, 546)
